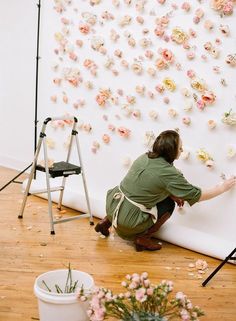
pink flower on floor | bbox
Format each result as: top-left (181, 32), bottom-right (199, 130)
top-left (195, 259), bottom-right (208, 270)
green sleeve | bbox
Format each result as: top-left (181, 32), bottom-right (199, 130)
top-left (161, 168), bottom-right (202, 206)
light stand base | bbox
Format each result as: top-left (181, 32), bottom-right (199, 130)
top-left (202, 247), bottom-right (236, 286)
top-left (0, 163), bottom-right (32, 192)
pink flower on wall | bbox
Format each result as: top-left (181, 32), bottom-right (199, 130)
top-left (117, 127), bottom-right (131, 138)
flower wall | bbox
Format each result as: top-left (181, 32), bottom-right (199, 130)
top-left (36, 0), bottom-right (236, 259)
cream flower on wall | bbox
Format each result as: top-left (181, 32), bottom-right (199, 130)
top-left (82, 12), bottom-right (97, 25)
top-left (46, 138), bottom-right (56, 149)
top-left (163, 78), bottom-right (176, 91)
top-left (225, 54), bottom-right (236, 66)
top-left (184, 101), bottom-right (193, 112)
top-left (91, 36), bottom-right (105, 51)
top-left (196, 148), bottom-right (213, 163)
top-left (171, 27), bottom-right (188, 44)
top-left (207, 119), bottom-right (217, 129)
top-left (191, 78), bottom-right (207, 92)
top-left (221, 109), bottom-right (236, 125)
top-left (135, 85), bottom-right (146, 95)
top-left (143, 131), bottom-right (155, 148)
top-left (149, 110), bottom-right (158, 120)
top-left (227, 145), bottom-right (236, 158)
top-left (119, 15), bottom-right (132, 27)
top-left (168, 108), bottom-right (178, 118)
top-left (131, 62), bottom-right (143, 74)
top-left (181, 149), bottom-right (190, 160)
top-left (90, 0), bottom-right (101, 5)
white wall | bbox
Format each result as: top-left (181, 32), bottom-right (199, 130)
top-left (1, 0), bottom-right (236, 259)
top-left (0, 0), bottom-right (37, 169)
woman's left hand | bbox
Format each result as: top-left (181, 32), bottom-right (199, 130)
top-left (170, 195), bottom-right (184, 207)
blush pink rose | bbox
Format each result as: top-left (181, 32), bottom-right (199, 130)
top-left (117, 127), bottom-right (131, 138)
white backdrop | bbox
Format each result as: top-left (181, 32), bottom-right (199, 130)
top-left (0, 0), bottom-right (37, 169)
top-left (2, 0), bottom-right (236, 260)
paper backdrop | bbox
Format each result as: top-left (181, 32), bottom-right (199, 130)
top-left (30, 0), bottom-right (236, 260)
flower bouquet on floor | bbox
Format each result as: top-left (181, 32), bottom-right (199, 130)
top-left (78, 272), bottom-right (204, 321)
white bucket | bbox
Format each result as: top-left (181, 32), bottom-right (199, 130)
top-left (34, 269), bottom-right (94, 321)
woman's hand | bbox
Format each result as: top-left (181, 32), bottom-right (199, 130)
top-left (221, 176), bottom-right (236, 193)
top-left (170, 195), bottom-right (184, 207)
top-left (199, 176), bottom-right (236, 202)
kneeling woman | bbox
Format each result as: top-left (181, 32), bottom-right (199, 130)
top-left (95, 130), bottom-right (236, 251)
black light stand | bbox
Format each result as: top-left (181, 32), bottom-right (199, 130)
top-left (0, 0), bottom-right (41, 192)
top-left (202, 247), bottom-right (236, 286)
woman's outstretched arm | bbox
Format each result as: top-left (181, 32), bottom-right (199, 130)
top-left (198, 177), bottom-right (236, 202)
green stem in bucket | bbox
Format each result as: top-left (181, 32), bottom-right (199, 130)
top-left (70, 280), bottom-right (79, 293)
top-left (55, 284), bottom-right (63, 293)
top-left (64, 263), bottom-right (71, 293)
top-left (42, 280), bottom-right (52, 292)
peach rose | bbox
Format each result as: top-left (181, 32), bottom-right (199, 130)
top-left (131, 62), bottom-right (143, 74)
top-left (207, 119), bottom-right (216, 129)
top-left (102, 134), bottom-right (110, 144)
top-left (201, 91), bottom-right (216, 105)
top-left (79, 24), bottom-right (90, 34)
top-left (155, 58), bottom-right (168, 70)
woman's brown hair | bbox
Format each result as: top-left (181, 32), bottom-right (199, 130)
top-left (147, 130), bottom-right (180, 163)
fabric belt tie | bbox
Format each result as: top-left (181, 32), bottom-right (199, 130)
top-left (112, 187), bottom-right (158, 228)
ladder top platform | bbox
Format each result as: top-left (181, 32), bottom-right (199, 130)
top-left (36, 161), bottom-right (81, 178)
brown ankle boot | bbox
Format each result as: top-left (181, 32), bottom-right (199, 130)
top-left (95, 217), bottom-right (112, 237)
top-left (134, 236), bottom-right (162, 252)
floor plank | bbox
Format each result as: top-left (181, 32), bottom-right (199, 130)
top-left (0, 166), bottom-right (235, 320)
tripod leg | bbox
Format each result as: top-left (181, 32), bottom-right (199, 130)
top-left (0, 163), bottom-right (32, 192)
top-left (202, 248), bottom-right (236, 286)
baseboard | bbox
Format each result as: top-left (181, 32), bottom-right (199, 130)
top-left (0, 155), bottom-right (31, 172)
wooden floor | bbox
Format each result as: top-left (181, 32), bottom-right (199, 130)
top-left (0, 166), bottom-right (235, 321)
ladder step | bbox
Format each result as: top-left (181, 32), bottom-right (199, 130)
top-left (36, 161), bottom-right (81, 178)
top-left (30, 186), bottom-right (64, 194)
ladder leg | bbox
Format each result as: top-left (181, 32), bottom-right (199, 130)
top-left (74, 133), bottom-right (94, 225)
top-left (57, 125), bottom-right (75, 209)
top-left (18, 163), bottom-right (36, 219)
top-left (42, 138), bottom-right (55, 234)
top-left (18, 134), bottom-right (44, 219)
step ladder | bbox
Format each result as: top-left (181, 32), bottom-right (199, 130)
top-left (18, 116), bottom-right (94, 234)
